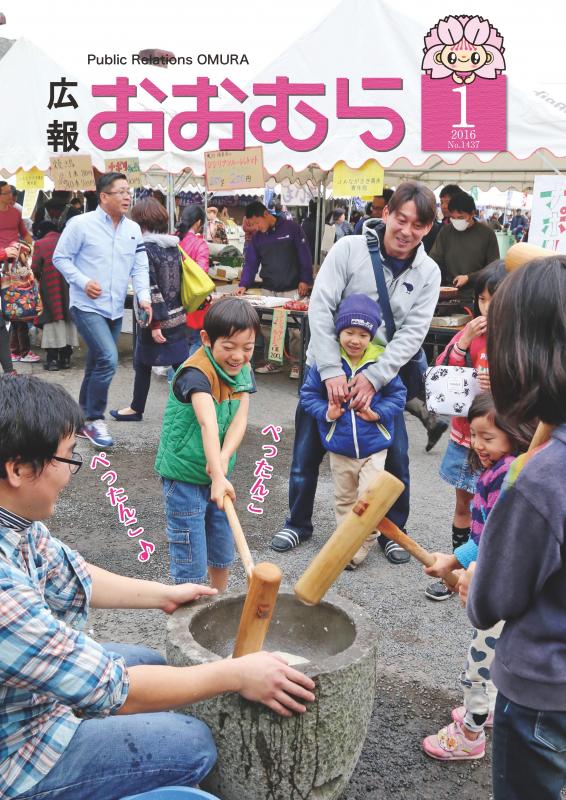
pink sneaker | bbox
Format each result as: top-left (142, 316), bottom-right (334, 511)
top-left (451, 705), bottom-right (494, 729)
top-left (422, 721), bottom-right (485, 761)
top-left (10, 352), bottom-right (21, 362)
top-left (19, 352), bottom-right (41, 363)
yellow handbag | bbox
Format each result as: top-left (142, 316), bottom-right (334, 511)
top-left (178, 245), bottom-right (215, 313)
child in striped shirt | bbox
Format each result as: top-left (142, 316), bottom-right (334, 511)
top-left (420, 393), bottom-right (535, 761)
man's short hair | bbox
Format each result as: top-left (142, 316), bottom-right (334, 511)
top-left (382, 188), bottom-right (394, 204)
top-left (97, 172), bottom-right (127, 195)
top-left (439, 183), bottom-right (462, 199)
top-left (131, 197), bottom-right (169, 234)
top-left (245, 201), bottom-right (269, 219)
top-left (0, 376), bottom-right (83, 478)
top-left (387, 181), bottom-right (437, 226)
top-left (448, 192), bottom-right (476, 214)
top-left (204, 297), bottom-right (260, 346)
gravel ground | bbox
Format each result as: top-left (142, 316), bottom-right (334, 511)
top-left (22, 337), bottom-right (496, 799)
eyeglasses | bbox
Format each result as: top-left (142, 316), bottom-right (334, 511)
top-left (52, 451), bottom-right (83, 474)
top-left (104, 189), bottom-right (131, 197)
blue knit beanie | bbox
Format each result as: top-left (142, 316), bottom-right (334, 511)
top-left (335, 294), bottom-right (382, 338)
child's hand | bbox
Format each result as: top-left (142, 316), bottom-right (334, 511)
top-left (478, 372), bottom-right (491, 392)
top-left (356, 408), bottom-right (379, 422)
top-left (210, 476), bottom-right (235, 509)
top-left (424, 552), bottom-right (460, 579)
top-left (327, 401), bottom-right (345, 421)
top-left (459, 316), bottom-right (487, 349)
top-left (457, 562), bottom-right (476, 606)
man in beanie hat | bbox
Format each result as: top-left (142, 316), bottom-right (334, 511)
top-left (300, 294), bottom-right (406, 568)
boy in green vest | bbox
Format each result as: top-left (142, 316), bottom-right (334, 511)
top-left (156, 297), bottom-right (260, 591)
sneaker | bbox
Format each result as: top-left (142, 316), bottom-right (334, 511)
top-left (379, 535), bottom-right (410, 565)
top-left (425, 580), bottom-right (453, 601)
top-left (289, 366), bottom-right (300, 380)
top-left (43, 360), bottom-right (60, 371)
top-left (451, 705), bottom-right (494, 729)
top-left (346, 532), bottom-right (378, 570)
top-left (270, 527), bottom-right (311, 552)
top-left (255, 362), bottom-right (283, 374)
top-left (425, 420), bottom-right (449, 452)
top-left (19, 352), bottom-right (41, 363)
top-left (79, 420), bottom-right (114, 449)
top-left (422, 721), bottom-right (485, 761)
top-left (10, 353), bottom-right (21, 362)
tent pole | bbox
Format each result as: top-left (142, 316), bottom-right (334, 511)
top-left (167, 173), bottom-right (175, 232)
top-left (314, 182), bottom-right (323, 266)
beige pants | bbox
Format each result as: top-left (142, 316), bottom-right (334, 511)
top-left (329, 450), bottom-right (388, 526)
top-left (260, 288), bottom-right (300, 360)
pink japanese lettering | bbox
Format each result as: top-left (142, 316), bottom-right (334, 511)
top-left (249, 77), bottom-right (327, 151)
top-left (336, 78), bottom-right (405, 151)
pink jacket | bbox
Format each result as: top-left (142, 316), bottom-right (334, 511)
top-left (179, 231), bottom-right (209, 273)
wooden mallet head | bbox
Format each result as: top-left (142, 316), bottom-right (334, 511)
top-left (232, 562), bottom-right (282, 657)
top-left (294, 471), bottom-right (404, 606)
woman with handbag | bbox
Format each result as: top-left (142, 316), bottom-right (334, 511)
top-left (178, 204), bottom-right (211, 356)
top-left (4, 242), bottom-right (41, 363)
top-left (110, 198), bottom-right (190, 422)
top-left (425, 260), bottom-right (506, 601)
top-left (31, 221), bottom-right (79, 370)
top-left (0, 243), bottom-right (18, 374)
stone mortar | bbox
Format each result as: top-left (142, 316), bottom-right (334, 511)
top-left (167, 588), bottom-right (378, 800)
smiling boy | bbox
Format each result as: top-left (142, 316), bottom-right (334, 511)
top-left (156, 297), bottom-right (260, 591)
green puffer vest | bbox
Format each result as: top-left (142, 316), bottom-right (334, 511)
top-left (155, 347), bottom-right (254, 485)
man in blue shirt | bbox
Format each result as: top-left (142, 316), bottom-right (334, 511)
top-left (54, 173), bottom-right (152, 448)
top-left (235, 201), bottom-right (312, 378)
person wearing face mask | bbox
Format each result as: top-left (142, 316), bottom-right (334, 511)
top-left (429, 192), bottom-right (499, 305)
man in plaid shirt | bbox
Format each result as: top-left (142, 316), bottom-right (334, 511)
top-left (0, 375), bottom-right (315, 800)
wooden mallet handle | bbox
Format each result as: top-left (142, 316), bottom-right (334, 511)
top-left (378, 518), bottom-right (459, 589)
top-left (223, 495), bottom-right (254, 583)
top-left (232, 562), bottom-right (282, 657)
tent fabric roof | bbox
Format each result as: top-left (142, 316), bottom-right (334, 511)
top-left (1, 1), bottom-right (565, 191)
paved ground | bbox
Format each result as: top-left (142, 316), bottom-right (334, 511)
top-left (23, 337), bottom-right (495, 799)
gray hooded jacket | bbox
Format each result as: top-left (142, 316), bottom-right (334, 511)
top-left (306, 222), bottom-right (441, 390)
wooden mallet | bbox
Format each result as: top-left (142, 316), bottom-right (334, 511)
top-left (223, 496), bottom-right (282, 657)
top-left (294, 471), bottom-right (404, 605)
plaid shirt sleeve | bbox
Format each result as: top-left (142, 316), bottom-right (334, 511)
top-left (0, 571), bottom-right (129, 719)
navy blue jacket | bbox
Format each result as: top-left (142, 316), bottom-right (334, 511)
top-left (300, 343), bottom-right (406, 459)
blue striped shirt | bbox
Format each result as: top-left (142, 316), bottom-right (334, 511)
top-left (0, 508), bottom-right (129, 798)
top-left (53, 205), bottom-right (150, 319)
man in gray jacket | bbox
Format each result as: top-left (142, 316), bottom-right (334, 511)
top-left (271, 182), bottom-right (441, 562)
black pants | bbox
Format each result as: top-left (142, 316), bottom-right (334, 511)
top-left (9, 321), bottom-right (30, 356)
top-left (0, 319), bottom-right (13, 372)
top-left (131, 361), bottom-right (182, 415)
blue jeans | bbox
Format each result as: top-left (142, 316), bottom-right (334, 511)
top-left (71, 308), bottom-right (122, 421)
top-left (492, 693), bottom-right (566, 800)
top-left (162, 479), bottom-right (234, 584)
top-left (16, 642), bottom-right (216, 800)
top-left (285, 366), bottom-right (410, 535)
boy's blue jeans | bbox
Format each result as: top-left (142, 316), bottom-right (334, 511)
top-left (16, 643), bottom-right (217, 800)
top-left (492, 693), bottom-right (566, 800)
top-left (71, 309), bottom-right (122, 421)
top-left (284, 366), bottom-right (411, 536)
top-left (162, 478), bottom-right (234, 584)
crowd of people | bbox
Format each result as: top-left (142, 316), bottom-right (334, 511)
top-left (1, 172), bottom-right (564, 800)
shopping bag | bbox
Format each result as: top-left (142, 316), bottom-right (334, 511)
top-left (1, 267), bottom-right (43, 322)
top-left (424, 345), bottom-right (481, 416)
top-left (178, 245), bottom-right (215, 314)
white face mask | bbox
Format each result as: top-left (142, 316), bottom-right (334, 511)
top-left (451, 218), bottom-right (470, 232)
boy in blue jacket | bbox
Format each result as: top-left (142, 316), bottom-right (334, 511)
top-left (300, 294), bottom-right (406, 568)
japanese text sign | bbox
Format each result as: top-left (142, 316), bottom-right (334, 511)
top-left (267, 307), bottom-right (288, 364)
top-left (204, 147), bottom-right (265, 191)
top-left (332, 160), bottom-right (384, 198)
top-left (49, 155), bottom-right (96, 191)
top-left (104, 157), bottom-right (143, 188)
top-left (15, 168), bottom-right (45, 191)
top-left (530, 176), bottom-right (566, 253)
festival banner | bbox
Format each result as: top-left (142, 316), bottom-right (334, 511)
top-left (332, 161), bottom-right (384, 198)
top-left (104, 157), bottom-right (143, 188)
top-left (530, 175), bottom-right (566, 253)
top-left (15, 167), bottom-right (44, 190)
top-left (49, 154), bottom-right (96, 191)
